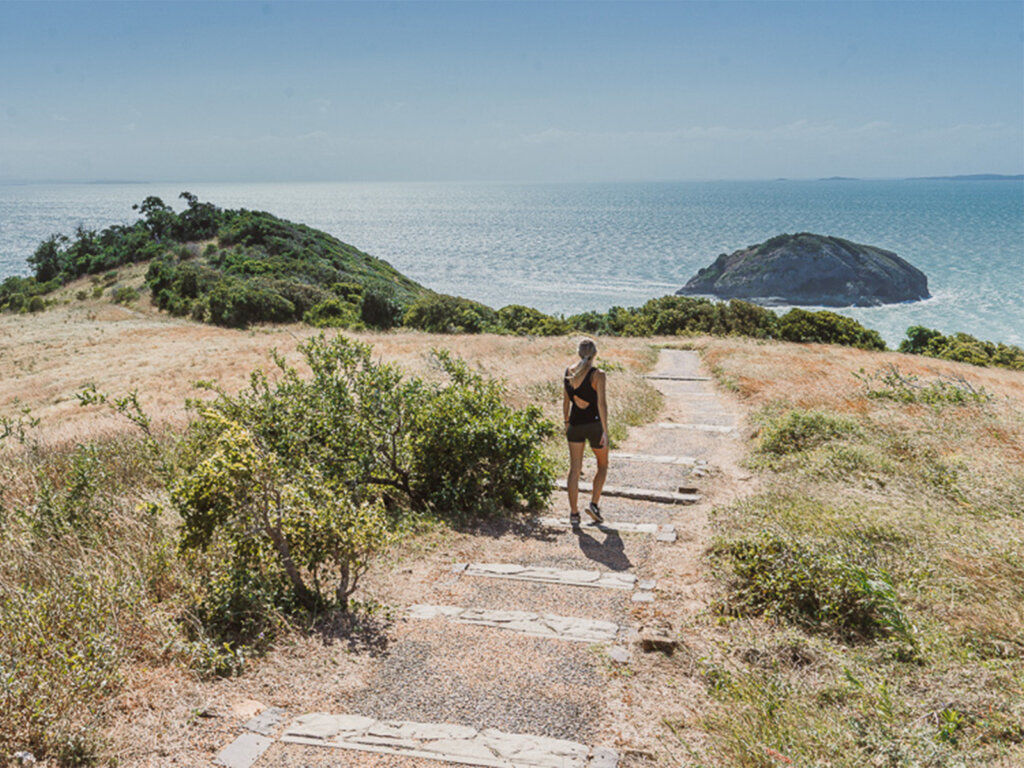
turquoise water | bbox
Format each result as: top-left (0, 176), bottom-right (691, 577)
top-left (1, 180), bottom-right (1021, 347)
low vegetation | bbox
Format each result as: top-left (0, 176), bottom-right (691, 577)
top-left (900, 325), bottom-right (1024, 371)
top-left (681, 339), bottom-right (1024, 767)
top-left (0, 332), bottom-right (558, 765)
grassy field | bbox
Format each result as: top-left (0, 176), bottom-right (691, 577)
top-left (2, 299), bottom-right (1022, 766)
top-left (0, 301), bottom-right (661, 765)
top-left (667, 337), bottom-right (1024, 767)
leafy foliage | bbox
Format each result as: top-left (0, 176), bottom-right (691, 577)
top-left (173, 413), bottom-right (389, 616)
top-left (855, 364), bottom-right (992, 406)
top-left (27, 193), bottom-right (426, 329)
top-left (777, 308), bottom-right (886, 350)
top-left (0, 275), bottom-right (59, 314)
top-left (756, 409), bottom-right (863, 456)
top-left (167, 333), bottom-right (554, 654)
top-left (403, 292), bottom-right (499, 333)
top-left (715, 533), bottom-right (914, 642)
top-left (899, 325), bottom-right (1024, 370)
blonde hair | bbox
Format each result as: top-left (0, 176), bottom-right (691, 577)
top-left (566, 338), bottom-right (597, 388)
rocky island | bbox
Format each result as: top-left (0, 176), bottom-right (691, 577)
top-left (678, 232), bottom-right (930, 307)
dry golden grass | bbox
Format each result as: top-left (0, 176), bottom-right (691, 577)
top-left (0, 302), bottom-right (659, 445)
top-left (653, 336), bottom-right (1024, 767)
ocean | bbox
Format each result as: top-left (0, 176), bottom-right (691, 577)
top-left (1, 180), bottom-right (1021, 348)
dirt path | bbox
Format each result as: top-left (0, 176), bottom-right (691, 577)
top-left (207, 348), bottom-right (745, 768)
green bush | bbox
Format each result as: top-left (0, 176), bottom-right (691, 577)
top-left (716, 533), bottom-right (913, 641)
top-left (407, 350), bottom-right (557, 519)
top-left (756, 409), bottom-right (862, 456)
top-left (855, 365), bottom-right (992, 406)
top-left (403, 293), bottom-right (498, 333)
top-left (304, 298), bottom-right (361, 328)
top-left (778, 308), bottom-right (886, 350)
top-left (173, 414), bottom-right (389, 615)
top-left (111, 285), bottom-right (140, 304)
top-left (26, 295), bottom-right (46, 313)
top-left (170, 334), bottom-right (554, 651)
top-left (899, 326), bottom-right (1024, 371)
top-left (497, 304), bottom-right (569, 336)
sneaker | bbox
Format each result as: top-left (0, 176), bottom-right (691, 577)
top-left (587, 502), bottom-right (604, 524)
top-left (569, 511), bottom-right (581, 528)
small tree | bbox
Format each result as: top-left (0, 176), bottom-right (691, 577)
top-left (173, 413), bottom-right (389, 612)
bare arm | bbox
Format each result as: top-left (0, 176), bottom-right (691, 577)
top-left (563, 388), bottom-right (571, 428)
top-left (594, 370), bottom-right (609, 447)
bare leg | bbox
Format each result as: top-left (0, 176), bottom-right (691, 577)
top-left (567, 441), bottom-right (586, 514)
top-left (590, 444), bottom-right (609, 507)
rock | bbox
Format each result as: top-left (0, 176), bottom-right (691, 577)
top-left (231, 699), bottom-right (265, 719)
top-left (678, 232), bottom-right (930, 307)
top-left (638, 624), bottom-right (680, 655)
top-left (607, 645), bottom-right (631, 664)
top-left (13, 752), bottom-right (36, 766)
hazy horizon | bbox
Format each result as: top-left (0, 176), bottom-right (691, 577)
top-left (2, 1), bottom-right (1022, 184)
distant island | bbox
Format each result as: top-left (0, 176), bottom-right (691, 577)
top-left (678, 232), bottom-right (931, 307)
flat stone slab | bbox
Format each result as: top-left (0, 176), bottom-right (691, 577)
top-left (643, 374), bottom-right (712, 381)
top-left (465, 562), bottom-right (639, 590)
top-left (655, 422), bottom-right (736, 434)
top-left (555, 479), bottom-right (700, 505)
top-left (243, 706), bottom-right (286, 735)
top-left (408, 604), bottom-right (628, 643)
top-left (280, 714), bottom-right (617, 768)
top-left (537, 516), bottom-right (658, 535)
top-left (213, 733), bottom-right (273, 768)
top-left (609, 452), bottom-right (708, 466)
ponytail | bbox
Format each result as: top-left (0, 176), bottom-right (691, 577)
top-left (566, 338), bottom-right (598, 388)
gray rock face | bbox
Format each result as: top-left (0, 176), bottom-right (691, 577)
top-left (678, 233), bottom-right (930, 307)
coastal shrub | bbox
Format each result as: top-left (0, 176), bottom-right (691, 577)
top-left (183, 332), bottom-right (555, 525)
top-left (26, 295), bottom-right (46, 313)
top-left (899, 325), bottom-right (1024, 371)
top-left (403, 292), bottom-right (498, 333)
top-left (173, 413), bottom-right (390, 614)
top-left (855, 365), bottom-right (992, 406)
top-left (29, 195), bottom-right (426, 329)
top-left (0, 431), bottom-right (174, 765)
top-left (360, 289), bottom-right (403, 329)
top-left (716, 533), bottom-right (913, 641)
top-left (497, 304), bottom-right (570, 336)
top-left (111, 285), bottom-right (140, 304)
top-left (304, 298), bottom-right (361, 328)
top-left (777, 308), bottom-right (886, 350)
top-left (756, 409), bottom-right (862, 457)
top-left (406, 350), bottom-right (557, 519)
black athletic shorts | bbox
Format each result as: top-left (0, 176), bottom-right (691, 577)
top-left (566, 420), bottom-right (603, 448)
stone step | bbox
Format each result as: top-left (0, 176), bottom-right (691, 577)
top-left (279, 714), bottom-right (618, 768)
top-left (643, 374), bottom-right (712, 381)
top-left (555, 478), bottom-right (700, 504)
top-left (456, 562), bottom-right (646, 591)
top-left (537, 516), bottom-right (677, 542)
top-left (407, 604), bottom-right (633, 644)
top-left (655, 421), bottom-right (735, 434)
top-left (214, 733), bottom-right (273, 768)
top-left (604, 452), bottom-right (708, 466)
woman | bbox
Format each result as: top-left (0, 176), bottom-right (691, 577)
top-left (563, 338), bottom-right (609, 527)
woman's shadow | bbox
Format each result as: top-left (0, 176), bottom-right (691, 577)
top-left (573, 525), bottom-right (632, 571)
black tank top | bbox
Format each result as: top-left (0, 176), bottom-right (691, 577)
top-left (564, 367), bottom-right (600, 425)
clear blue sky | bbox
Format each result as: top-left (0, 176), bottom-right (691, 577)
top-left (1, 0), bottom-right (1021, 182)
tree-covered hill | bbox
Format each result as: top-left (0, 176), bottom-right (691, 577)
top-left (20, 192), bottom-right (427, 329)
